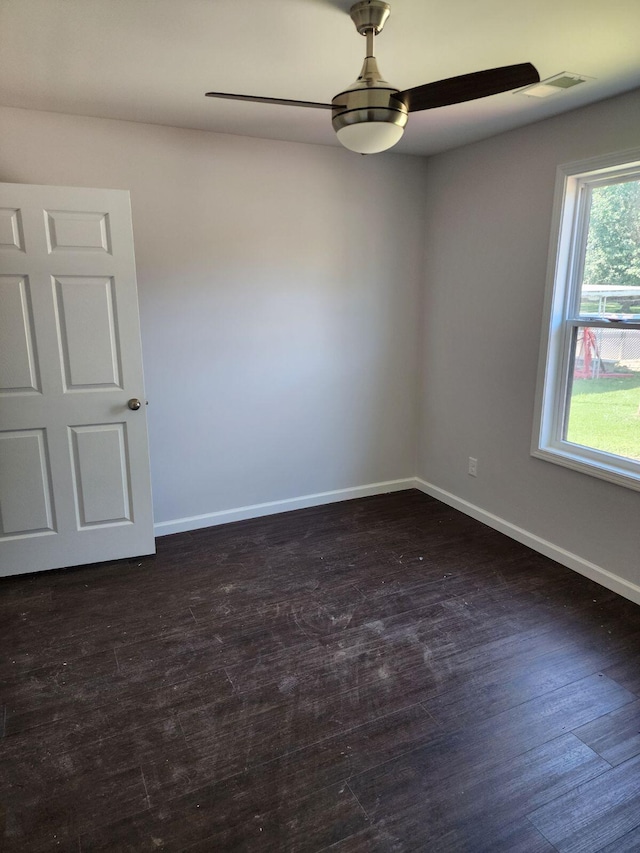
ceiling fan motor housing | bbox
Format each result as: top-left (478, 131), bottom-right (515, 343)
top-left (331, 56), bottom-right (408, 153)
top-left (331, 81), bottom-right (408, 134)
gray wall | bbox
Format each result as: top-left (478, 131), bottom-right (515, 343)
top-left (0, 106), bottom-right (428, 528)
top-left (417, 88), bottom-right (640, 586)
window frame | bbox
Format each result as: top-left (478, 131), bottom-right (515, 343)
top-left (532, 147), bottom-right (640, 491)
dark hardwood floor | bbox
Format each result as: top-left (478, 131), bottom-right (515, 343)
top-left (1, 489), bottom-right (640, 852)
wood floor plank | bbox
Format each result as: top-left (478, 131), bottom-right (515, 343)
top-left (2, 762), bottom-right (148, 851)
top-left (348, 731), bottom-right (611, 848)
top-left (2, 665), bottom-right (233, 739)
top-left (321, 807), bottom-right (558, 852)
top-left (79, 777), bottom-right (367, 852)
top-left (439, 671), bottom-right (635, 765)
top-left (422, 641), bottom-right (617, 730)
top-left (145, 702), bottom-right (439, 806)
top-left (601, 657), bottom-right (640, 696)
top-left (573, 698), bottom-right (640, 767)
top-left (595, 823), bottom-right (640, 852)
top-left (527, 752), bottom-right (640, 852)
top-left (317, 825), bottom-right (397, 852)
top-left (426, 818), bottom-right (557, 853)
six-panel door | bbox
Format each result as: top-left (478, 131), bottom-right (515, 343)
top-left (0, 183), bottom-right (155, 576)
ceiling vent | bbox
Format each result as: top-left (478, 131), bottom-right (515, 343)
top-left (515, 72), bottom-right (593, 98)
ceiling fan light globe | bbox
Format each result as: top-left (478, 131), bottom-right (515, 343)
top-left (336, 121), bottom-right (404, 153)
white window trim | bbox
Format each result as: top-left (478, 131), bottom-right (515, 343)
top-left (532, 147), bottom-right (640, 492)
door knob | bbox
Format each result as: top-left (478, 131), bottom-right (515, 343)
top-left (127, 398), bottom-right (142, 410)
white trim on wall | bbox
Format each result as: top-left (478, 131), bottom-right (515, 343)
top-left (154, 477), bottom-right (417, 536)
top-left (415, 478), bottom-right (640, 607)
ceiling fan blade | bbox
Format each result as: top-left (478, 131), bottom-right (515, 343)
top-left (205, 92), bottom-right (332, 110)
top-left (396, 63), bottom-right (540, 112)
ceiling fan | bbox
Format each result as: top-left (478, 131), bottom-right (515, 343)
top-left (205, 0), bottom-right (540, 155)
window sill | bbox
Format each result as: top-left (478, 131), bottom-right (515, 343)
top-left (532, 444), bottom-right (640, 492)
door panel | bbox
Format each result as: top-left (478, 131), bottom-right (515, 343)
top-left (45, 210), bottom-right (112, 254)
top-left (0, 182), bottom-right (155, 576)
top-left (0, 429), bottom-right (55, 537)
top-left (0, 275), bottom-right (41, 393)
top-left (0, 207), bottom-right (25, 252)
top-left (69, 423), bottom-right (131, 526)
top-left (54, 276), bottom-right (122, 389)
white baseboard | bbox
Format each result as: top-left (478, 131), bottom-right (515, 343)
top-left (154, 477), bottom-right (419, 537)
top-left (415, 477), bottom-right (640, 607)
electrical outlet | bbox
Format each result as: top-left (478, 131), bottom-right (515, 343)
top-left (468, 457), bottom-right (478, 477)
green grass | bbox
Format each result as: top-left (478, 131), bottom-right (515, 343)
top-left (567, 374), bottom-right (640, 460)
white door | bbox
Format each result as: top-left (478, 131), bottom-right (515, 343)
top-left (0, 183), bottom-right (155, 577)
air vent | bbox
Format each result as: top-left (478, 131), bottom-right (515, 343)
top-left (515, 72), bottom-right (593, 98)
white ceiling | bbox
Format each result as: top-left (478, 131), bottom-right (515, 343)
top-left (1, 0), bottom-right (639, 157)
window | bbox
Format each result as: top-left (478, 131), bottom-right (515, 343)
top-left (533, 149), bottom-right (640, 490)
